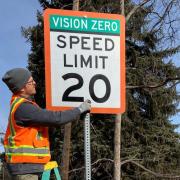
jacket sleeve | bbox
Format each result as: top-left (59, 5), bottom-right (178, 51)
top-left (14, 102), bottom-right (81, 127)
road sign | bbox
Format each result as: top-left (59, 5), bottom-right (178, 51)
top-left (44, 9), bottom-right (125, 114)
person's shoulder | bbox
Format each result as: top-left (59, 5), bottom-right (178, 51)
top-left (15, 101), bottom-right (40, 119)
top-left (17, 100), bottom-right (38, 112)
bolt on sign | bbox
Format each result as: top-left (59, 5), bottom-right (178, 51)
top-left (44, 9), bottom-right (125, 114)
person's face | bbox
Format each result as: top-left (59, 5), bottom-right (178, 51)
top-left (21, 77), bottom-right (36, 96)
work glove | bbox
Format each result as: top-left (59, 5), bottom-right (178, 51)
top-left (78, 99), bottom-right (91, 114)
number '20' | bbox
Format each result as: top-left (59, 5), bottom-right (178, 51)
top-left (62, 73), bottom-right (111, 103)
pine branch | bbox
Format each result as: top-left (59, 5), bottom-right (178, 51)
top-left (126, 77), bottom-right (180, 89)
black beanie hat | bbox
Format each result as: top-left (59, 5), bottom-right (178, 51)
top-left (2, 68), bottom-right (32, 93)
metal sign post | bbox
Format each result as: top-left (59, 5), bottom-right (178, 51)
top-left (84, 113), bottom-right (91, 180)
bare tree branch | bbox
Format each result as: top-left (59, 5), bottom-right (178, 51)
top-left (69, 158), bottom-right (180, 178)
top-left (122, 160), bottom-right (180, 179)
top-left (61, 3), bottom-right (73, 9)
top-left (126, 0), bottom-right (151, 23)
top-left (69, 158), bottom-right (113, 173)
top-left (150, 0), bottom-right (175, 32)
top-left (126, 77), bottom-right (180, 89)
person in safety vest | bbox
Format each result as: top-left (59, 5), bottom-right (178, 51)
top-left (2, 68), bottom-right (91, 180)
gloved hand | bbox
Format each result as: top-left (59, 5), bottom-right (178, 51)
top-left (78, 99), bottom-right (91, 114)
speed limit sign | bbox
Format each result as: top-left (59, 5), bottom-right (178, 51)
top-left (44, 9), bottom-right (125, 114)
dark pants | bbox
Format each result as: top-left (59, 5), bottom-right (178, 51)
top-left (13, 174), bottom-right (39, 180)
top-left (2, 162), bottom-right (42, 180)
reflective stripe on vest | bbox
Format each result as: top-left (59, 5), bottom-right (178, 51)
top-left (8, 98), bottom-right (24, 147)
top-left (5, 146), bottom-right (49, 155)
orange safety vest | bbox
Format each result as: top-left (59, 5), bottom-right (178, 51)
top-left (4, 95), bottom-right (51, 163)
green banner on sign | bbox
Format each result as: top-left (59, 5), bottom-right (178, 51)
top-left (50, 15), bottom-right (120, 35)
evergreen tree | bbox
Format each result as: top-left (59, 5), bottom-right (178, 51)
top-left (22, 0), bottom-right (180, 179)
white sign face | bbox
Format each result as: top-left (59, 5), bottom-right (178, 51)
top-left (44, 9), bottom-right (125, 114)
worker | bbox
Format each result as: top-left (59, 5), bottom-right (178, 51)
top-left (2, 68), bottom-right (91, 180)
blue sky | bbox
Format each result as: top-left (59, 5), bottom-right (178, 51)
top-left (0, 1), bottom-right (179, 152)
top-left (0, 1), bottom-right (41, 152)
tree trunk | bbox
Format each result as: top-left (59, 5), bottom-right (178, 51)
top-left (73, 0), bottom-right (79, 10)
top-left (114, 114), bottom-right (121, 180)
top-left (121, 0), bottom-right (125, 16)
top-left (61, 2), bottom-right (80, 180)
top-left (61, 123), bottom-right (72, 180)
top-left (113, 1), bottom-right (124, 179)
